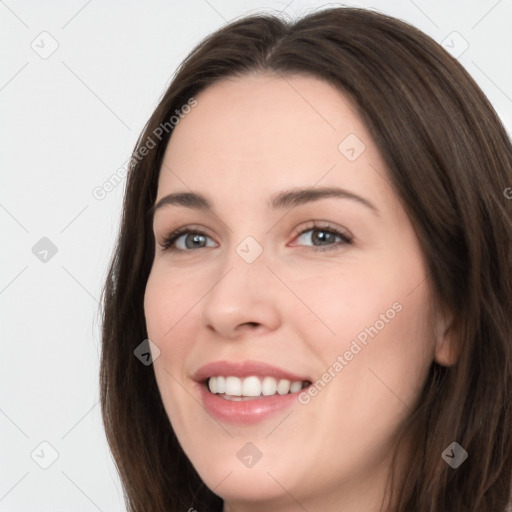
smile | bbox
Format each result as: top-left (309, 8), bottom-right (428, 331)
top-left (193, 360), bottom-right (313, 424)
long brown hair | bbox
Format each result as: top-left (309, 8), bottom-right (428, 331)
top-left (99, 7), bottom-right (512, 511)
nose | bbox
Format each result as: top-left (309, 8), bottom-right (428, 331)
top-left (201, 247), bottom-right (281, 340)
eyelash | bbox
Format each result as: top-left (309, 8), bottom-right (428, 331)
top-left (159, 222), bottom-right (353, 254)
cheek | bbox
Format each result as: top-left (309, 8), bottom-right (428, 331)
top-left (143, 267), bottom-right (200, 426)
top-left (144, 265), bottom-right (173, 336)
top-left (143, 263), bottom-right (212, 392)
top-left (301, 287), bottom-right (434, 482)
top-left (294, 250), bottom-right (434, 415)
top-left (143, 266), bottom-right (192, 396)
top-left (286, 258), bottom-right (409, 346)
top-left (143, 263), bottom-right (198, 346)
top-left (316, 278), bottom-right (434, 424)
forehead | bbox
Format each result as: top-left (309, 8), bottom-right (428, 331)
top-left (157, 72), bottom-right (391, 206)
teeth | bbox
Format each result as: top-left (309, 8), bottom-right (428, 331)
top-left (276, 379), bottom-right (290, 394)
top-left (207, 376), bottom-right (309, 397)
top-left (290, 380), bottom-right (302, 393)
top-left (216, 376), bottom-right (226, 394)
top-left (208, 377), bottom-right (217, 394)
top-left (242, 376), bottom-right (261, 397)
top-left (225, 376), bottom-right (242, 396)
top-left (262, 376), bottom-right (277, 396)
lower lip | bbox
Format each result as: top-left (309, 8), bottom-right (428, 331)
top-left (197, 383), bottom-right (302, 425)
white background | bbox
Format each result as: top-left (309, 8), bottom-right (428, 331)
top-left (1, 0), bottom-right (511, 510)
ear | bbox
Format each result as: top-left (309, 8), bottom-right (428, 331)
top-left (433, 310), bottom-right (458, 367)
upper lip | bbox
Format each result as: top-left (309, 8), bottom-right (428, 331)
top-left (192, 360), bottom-right (312, 383)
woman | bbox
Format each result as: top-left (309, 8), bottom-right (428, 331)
top-left (99, 7), bottom-right (512, 511)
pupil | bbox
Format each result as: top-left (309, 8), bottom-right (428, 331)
top-left (187, 234), bottom-right (205, 249)
top-left (314, 230), bottom-right (333, 245)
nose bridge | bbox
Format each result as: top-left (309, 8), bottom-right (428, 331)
top-left (216, 205), bottom-right (270, 275)
top-left (200, 232), bottom-right (281, 337)
top-left (212, 231), bottom-right (270, 304)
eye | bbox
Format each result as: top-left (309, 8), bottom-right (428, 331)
top-left (292, 222), bottom-right (353, 252)
top-left (158, 222), bottom-right (353, 253)
top-left (159, 227), bottom-right (216, 252)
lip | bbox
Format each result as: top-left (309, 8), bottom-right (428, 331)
top-left (192, 360), bottom-right (312, 425)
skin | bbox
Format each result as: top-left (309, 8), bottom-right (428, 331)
top-left (143, 73), bottom-right (456, 512)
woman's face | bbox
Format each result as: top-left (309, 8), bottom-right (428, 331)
top-left (144, 73), bottom-right (451, 510)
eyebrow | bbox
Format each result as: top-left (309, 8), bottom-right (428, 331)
top-left (151, 186), bottom-right (379, 216)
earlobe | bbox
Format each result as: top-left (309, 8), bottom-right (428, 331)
top-left (433, 313), bottom-right (459, 367)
